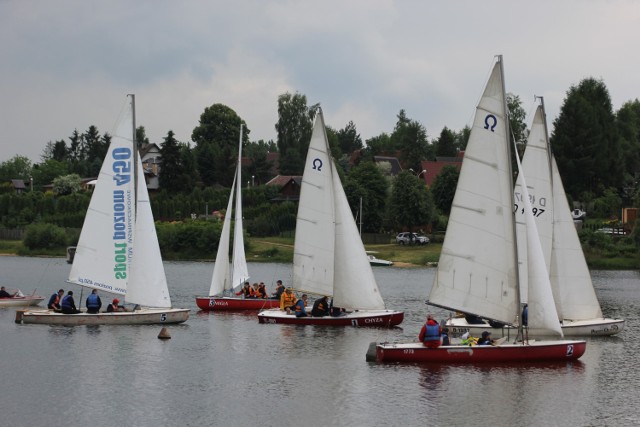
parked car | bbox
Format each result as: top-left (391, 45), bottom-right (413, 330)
top-left (395, 232), bottom-right (429, 245)
top-left (571, 209), bottom-right (586, 221)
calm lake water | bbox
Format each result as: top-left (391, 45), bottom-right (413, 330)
top-left (1, 255), bottom-right (639, 426)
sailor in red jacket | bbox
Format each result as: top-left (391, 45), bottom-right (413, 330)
top-left (418, 314), bottom-right (442, 348)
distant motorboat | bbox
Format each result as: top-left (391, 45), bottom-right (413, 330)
top-left (367, 254), bottom-right (393, 267)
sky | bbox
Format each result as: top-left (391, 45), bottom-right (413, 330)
top-left (2, 0), bottom-right (639, 164)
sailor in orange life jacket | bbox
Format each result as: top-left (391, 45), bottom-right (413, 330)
top-left (236, 282), bottom-right (254, 298)
top-left (418, 314), bottom-right (442, 348)
top-left (280, 287), bottom-right (297, 313)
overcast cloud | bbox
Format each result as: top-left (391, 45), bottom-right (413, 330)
top-left (1, 0), bottom-right (639, 163)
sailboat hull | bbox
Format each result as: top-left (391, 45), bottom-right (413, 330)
top-left (446, 317), bottom-right (624, 338)
top-left (196, 296), bottom-right (280, 311)
top-left (0, 296), bottom-right (45, 308)
top-left (16, 308), bottom-right (190, 325)
top-left (257, 308), bottom-right (404, 327)
top-left (374, 340), bottom-right (586, 363)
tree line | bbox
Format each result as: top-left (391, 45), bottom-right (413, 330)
top-left (2, 77), bottom-right (640, 237)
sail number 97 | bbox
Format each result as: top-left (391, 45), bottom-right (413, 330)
top-left (514, 204), bottom-right (545, 217)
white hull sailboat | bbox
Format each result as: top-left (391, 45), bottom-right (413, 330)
top-left (196, 125), bottom-right (279, 311)
top-left (18, 95), bottom-right (189, 325)
top-left (375, 57), bottom-right (585, 362)
top-left (0, 290), bottom-right (44, 308)
top-left (259, 110), bottom-right (403, 327)
top-left (447, 99), bottom-right (623, 338)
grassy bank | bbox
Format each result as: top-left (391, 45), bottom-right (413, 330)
top-left (2, 237), bottom-right (638, 269)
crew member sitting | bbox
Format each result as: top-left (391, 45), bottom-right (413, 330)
top-left (477, 331), bottom-right (495, 345)
top-left (107, 298), bottom-right (125, 312)
top-left (280, 287), bottom-right (297, 314)
top-left (0, 286), bottom-right (16, 298)
top-left (294, 294), bottom-right (309, 317)
top-left (311, 296), bottom-right (330, 317)
top-left (48, 289), bottom-right (64, 310)
top-left (85, 289), bottom-right (102, 314)
top-left (61, 291), bottom-right (80, 314)
top-left (418, 313), bottom-right (442, 348)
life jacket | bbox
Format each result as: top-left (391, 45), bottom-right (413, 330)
top-left (424, 323), bottom-right (441, 342)
top-left (294, 300), bottom-right (305, 314)
top-left (280, 292), bottom-right (297, 310)
top-left (61, 295), bottom-right (73, 309)
top-left (87, 294), bottom-right (100, 308)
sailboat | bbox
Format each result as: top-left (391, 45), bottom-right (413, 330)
top-left (448, 99), bottom-right (624, 337)
top-left (0, 288), bottom-right (44, 308)
top-left (17, 95), bottom-right (190, 325)
top-left (195, 125), bottom-right (280, 311)
top-left (258, 109), bottom-right (404, 327)
top-left (374, 57), bottom-right (585, 362)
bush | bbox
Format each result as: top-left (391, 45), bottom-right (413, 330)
top-left (23, 223), bottom-right (67, 249)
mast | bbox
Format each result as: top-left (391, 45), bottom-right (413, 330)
top-left (498, 56), bottom-right (524, 333)
top-left (129, 94), bottom-right (138, 212)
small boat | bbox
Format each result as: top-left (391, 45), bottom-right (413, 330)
top-left (372, 340), bottom-right (586, 363)
top-left (258, 109), bottom-right (403, 327)
top-left (447, 99), bottom-right (624, 338)
top-left (18, 95), bottom-right (189, 325)
top-left (367, 253), bottom-right (393, 267)
top-left (195, 125), bottom-right (280, 311)
top-left (0, 290), bottom-right (44, 308)
top-left (375, 56), bottom-right (585, 363)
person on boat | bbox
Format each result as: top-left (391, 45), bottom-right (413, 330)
top-left (85, 289), bottom-right (102, 314)
top-left (61, 291), bottom-right (80, 314)
top-left (294, 294), bottom-right (310, 317)
top-left (0, 286), bottom-right (16, 298)
top-left (106, 298), bottom-right (125, 312)
top-left (477, 331), bottom-right (495, 346)
top-left (236, 282), bottom-right (254, 298)
top-left (280, 287), bottom-right (297, 314)
top-left (256, 282), bottom-right (268, 299)
top-left (311, 295), bottom-right (330, 317)
top-left (441, 327), bottom-right (451, 346)
top-left (418, 314), bottom-right (442, 348)
top-left (460, 332), bottom-right (477, 346)
top-left (271, 280), bottom-right (285, 300)
top-left (249, 283), bottom-right (260, 298)
top-left (329, 298), bottom-right (346, 317)
top-left (48, 289), bottom-right (64, 310)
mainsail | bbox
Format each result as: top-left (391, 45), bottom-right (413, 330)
top-left (293, 110), bottom-right (385, 310)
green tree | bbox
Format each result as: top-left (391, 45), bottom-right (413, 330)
top-left (192, 104), bottom-right (247, 186)
top-left (551, 78), bottom-right (619, 199)
top-left (434, 127), bottom-right (457, 157)
top-left (430, 165), bottom-right (460, 215)
top-left (615, 99), bottom-right (640, 202)
top-left (159, 130), bottom-right (182, 193)
top-left (0, 155), bottom-right (32, 181)
top-left (391, 110), bottom-right (430, 171)
top-left (52, 174), bottom-right (82, 195)
top-left (32, 159), bottom-right (68, 188)
top-left (337, 121), bottom-right (363, 156)
top-left (345, 161), bottom-right (389, 232)
top-left (388, 170), bottom-right (434, 232)
top-left (275, 92), bottom-right (319, 175)
top-left (507, 93), bottom-right (528, 145)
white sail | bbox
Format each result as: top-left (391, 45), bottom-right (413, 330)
top-left (127, 157), bottom-right (171, 308)
top-left (232, 125), bottom-right (249, 288)
top-left (68, 95), bottom-right (171, 308)
top-left (519, 101), bottom-right (603, 322)
top-left (208, 176), bottom-right (236, 296)
top-left (292, 111), bottom-right (336, 298)
top-left (292, 110), bottom-right (385, 310)
top-left (549, 157), bottom-right (603, 320)
top-left (68, 97), bottom-right (136, 296)
top-left (514, 140), bottom-right (562, 336)
top-left (514, 105), bottom-right (553, 304)
top-left (332, 159), bottom-right (385, 310)
top-left (428, 58), bottom-right (520, 325)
